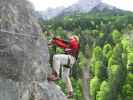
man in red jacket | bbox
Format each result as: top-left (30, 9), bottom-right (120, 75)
top-left (48, 33), bottom-right (79, 98)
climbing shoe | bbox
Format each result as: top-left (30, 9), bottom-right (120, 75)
top-left (47, 72), bottom-right (59, 81)
top-left (67, 91), bottom-right (73, 99)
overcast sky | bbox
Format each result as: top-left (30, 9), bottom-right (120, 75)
top-left (28, 0), bottom-right (133, 11)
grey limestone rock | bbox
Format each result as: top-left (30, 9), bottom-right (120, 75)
top-left (0, 0), bottom-right (66, 100)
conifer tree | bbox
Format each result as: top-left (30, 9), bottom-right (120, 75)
top-left (90, 76), bottom-right (101, 100)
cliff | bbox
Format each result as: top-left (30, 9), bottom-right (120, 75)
top-left (0, 0), bottom-right (66, 100)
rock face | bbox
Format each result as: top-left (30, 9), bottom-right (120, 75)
top-left (0, 0), bottom-right (66, 100)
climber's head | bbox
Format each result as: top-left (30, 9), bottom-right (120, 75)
top-left (73, 35), bottom-right (79, 43)
top-left (69, 35), bottom-right (79, 43)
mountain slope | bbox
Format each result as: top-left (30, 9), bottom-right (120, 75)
top-left (38, 0), bottom-right (119, 20)
top-left (38, 6), bottom-right (65, 20)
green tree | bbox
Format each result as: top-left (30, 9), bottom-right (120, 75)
top-left (127, 53), bottom-right (133, 73)
top-left (108, 43), bottom-right (123, 67)
top-left (94, 61), bottom-right (106, 80)
top-left (108, 65), bottom-right (121, 100)
top-left (111, 30), bottom-right (121, 44)
top-left (96, 81), bottom-right (111, 100)
top-left (90, 76), bottom-right (101, 100)
top-left (122, 84), bottom-right (133, 100)
top-left (103, 44), bottom-right (112, 59)
top-left (122, 74), bottom-right (133, 100)
top-left (91, 46), bottom-right (103, 74)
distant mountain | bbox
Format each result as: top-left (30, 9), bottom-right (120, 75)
top-left (38, 6), bottom-right (65, 20)
top-left (93, 2), bottom-right (116, 11)
top-left (63, 0), bottom-right (101, 13)
top-left (37, 0), bottom-right (120, 20)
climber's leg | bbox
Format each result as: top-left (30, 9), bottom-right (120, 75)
top-left (48, 54), bottom-right (70, 81)
top-left (63, 67), bottom-right (73, 98)
top-left (63, 55), bottom-right (75, 98)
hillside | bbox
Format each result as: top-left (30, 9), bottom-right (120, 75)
top-left (41, 6), bottom-right (133, 100)
top-left (37, 0), bottom-right (120, 20)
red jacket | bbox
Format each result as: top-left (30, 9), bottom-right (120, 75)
top-left (51, 37), bottom-right (79, 59)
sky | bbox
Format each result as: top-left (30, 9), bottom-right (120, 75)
top-left (102, 0), bottom-right (133, 11)
top-left (28, 0), bottom-right (78, 11)
top-left (28, 0), bottom-right (133, 11)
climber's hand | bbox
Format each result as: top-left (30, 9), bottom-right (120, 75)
top-left (48, 41), bottom-right (52, 48)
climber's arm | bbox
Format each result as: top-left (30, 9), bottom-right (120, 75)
top-left (51, 37), bottom-right (69, 49)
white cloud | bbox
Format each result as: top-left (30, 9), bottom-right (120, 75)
top-left (28, 0), bottom-right (133, 11)
top-left (28, 0), bottom-right (78, 11)
top-left (102, 0), bottom-right (133, 11)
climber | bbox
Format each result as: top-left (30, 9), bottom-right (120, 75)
top-left (47, 32), bottom-right (80, 98)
